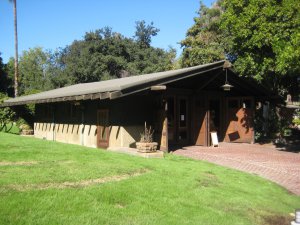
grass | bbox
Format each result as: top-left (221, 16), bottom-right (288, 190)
top-left (0, 133), bottom-right (299, 225)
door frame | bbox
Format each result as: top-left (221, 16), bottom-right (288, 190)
top-left (97, 109), bottom-right (110, 148)
top-left (166, 94), bottom-right (190, 146)
top-left (177, 96), bottom-right (190, 145)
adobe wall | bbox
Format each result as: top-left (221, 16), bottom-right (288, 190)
top-left (34, 93), bottom-right (157, 149)
top-left (34, 123), bottom-right (144, 149)
top-left (34, 123), bottom-right (97, 148)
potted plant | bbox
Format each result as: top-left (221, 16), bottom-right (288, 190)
top-left (136, 122), bottom-right (158, 153)
top-left (17, 118), bottom-right (34, 135)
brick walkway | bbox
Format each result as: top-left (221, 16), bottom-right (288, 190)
top-left (174, 143), bottom-right (300, 195)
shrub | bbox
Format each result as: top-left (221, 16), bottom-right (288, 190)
top-left (0, 93), bottom-right (16, 133)
top-left (139, 122), bottom-right (154, 143)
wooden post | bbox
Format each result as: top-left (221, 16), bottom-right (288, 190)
top-left (160, 98), bottom-right (168, 152)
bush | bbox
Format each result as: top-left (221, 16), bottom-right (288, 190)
top-left (0, 93), bottom-right (17, 133)
top-left (16, 118), bottom-right (32, 131)
top-left (293, 109), bottom-right (300, 126)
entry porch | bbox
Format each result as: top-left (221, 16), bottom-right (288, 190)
top-left (152, 68), bottom-right (265, 151)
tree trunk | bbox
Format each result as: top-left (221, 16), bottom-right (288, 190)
top-left (13, 0), bottom-right (18, 97)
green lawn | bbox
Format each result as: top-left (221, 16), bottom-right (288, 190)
top-left (0, 133), bottom-right (299, 225)
top-left (0, 123), bottom-right (20, 135)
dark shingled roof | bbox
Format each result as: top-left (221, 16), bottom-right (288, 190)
top-left (2, 61), bottom-right (228, 106)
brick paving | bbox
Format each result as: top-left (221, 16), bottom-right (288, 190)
top-left (173, 143), bottom-right (300, 195)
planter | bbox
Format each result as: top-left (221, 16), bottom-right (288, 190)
top-left (136, 142), bottom-right (158, 153)
top-left (21, 129), bottom-right (34, 135)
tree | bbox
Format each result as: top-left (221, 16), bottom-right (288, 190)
top-left (60, 26), bottom-right (175, 84)
top-left (221, 0), bottom-right (300, 93)
top-left (134, 20), bottom-right (160, 48)
top-left (0, 54), bottom-right (13, 95)
top-left (180, 1), bottom-right (226, 67)
top-left (18, 47), bottom-right (53, 95)
top-left (9, 0), bottom-right (19, 97)
top-left (0, 93), bottom-right (16, 132)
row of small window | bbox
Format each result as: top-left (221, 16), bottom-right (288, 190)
top-left (40, 104), bottom-right (80, 119)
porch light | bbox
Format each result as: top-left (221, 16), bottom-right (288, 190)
top-left (221, 68), bottom-right (233, 91)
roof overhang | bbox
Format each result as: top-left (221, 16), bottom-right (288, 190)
top-left (1, 61), bottom-right (226, 107)
top-left (1, 60), bottom-right (276, 107)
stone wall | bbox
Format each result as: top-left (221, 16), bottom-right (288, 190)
top-left (34, 123), bottom-right (143, 149)
top-left (34, 123), bottom-right (97, 148)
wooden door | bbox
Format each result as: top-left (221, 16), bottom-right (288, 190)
top-left (97, 109), bottom-right (109, 148)
top-left (194, 98), bottom-right (208, 146)
top-left (225, 98), bottom-right (254, 143)
top-left (167, 96), bottom-right (190, 146)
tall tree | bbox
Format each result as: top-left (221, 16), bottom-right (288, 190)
top-left (0, 54), bottom-right (10, 94)
top-left (60, 27), bottom-right (175, 84)
top-left (18, 47), bottom-right (53, 95)
top-left (9, 0), bottom-right (19, 97)
top-left (180, 1), bottom-right (226, 67)
top-left (221, 0), bottom-right (300, 93)
top-left (134, 20), bottom-right (160, 48)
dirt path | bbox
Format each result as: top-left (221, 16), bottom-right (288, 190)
top-left (0, 161), bottom-right (39, 166)
top-left (3, 169), bottom-right (149, 192)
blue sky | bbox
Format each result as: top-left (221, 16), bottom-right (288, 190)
top-left (0, 0), bottom-right (214, 63)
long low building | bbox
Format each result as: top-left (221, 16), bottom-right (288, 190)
top-left (1, 61), bottom-right (272, 151)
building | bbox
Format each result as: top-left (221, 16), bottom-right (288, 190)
top-left (2, 61), bottom-right (271, 151)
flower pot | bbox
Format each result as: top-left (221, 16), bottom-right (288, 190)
top-left (136, 142), bottom-right (158, 153)
top-left (21, 129), bottom-right (34, 135)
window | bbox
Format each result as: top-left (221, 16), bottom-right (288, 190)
top-left (42, 104), bottom-right (52, 120)
top-left (179, 99), bottom-right (187, 127)
top-left (167, 97), bottom-right (175, 128)
top-left (242, 99), bottom-right (252, 109)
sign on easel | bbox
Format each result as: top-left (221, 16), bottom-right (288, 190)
top-left (210, 132), bottom-right (219, 147)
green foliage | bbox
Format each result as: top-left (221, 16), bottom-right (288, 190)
top-left (0, 93), bottom-right (16, 133)
top-left (2, 24), bottom-right (175, 95)
top-left (180, 1), bottom-right (226, 67)
top-left (293, 118), bottom-right (300, 126)
top-left (254, 103), bottom-right (293, 141)
top-left (221, 0), bottom-right (300, 93)
top-left (0, 54), bottom-right (13, 95)
top-left (18, 47), bottom-right (54, 95)
top-left (134, 20), bottom-right (160, 48)
top-left (61, 26), bottom-right (175, 84)
top-left (4, 57), bottom-right (16, 95)
top-left (16, 117), bottom-right (31, 131)
top-left (293, 109), bottom-right (300, 126)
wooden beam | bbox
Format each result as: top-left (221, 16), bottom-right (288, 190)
top-left (151, 85), bottom-right (166, 91)
top-left (100, 92), bottom-right (109, 99)
top-left (196, 71), bottom-right (222, 92)
top-left (109, 91), bottom-right (122, 100)
top-left (91, 93), bottom-right (101, 100)
top-left (75, 95), bottom-right (84, 101)
top-left (83, 94), bottom-right (93, 100)
top-left (65, 96), bottom-right (75, 101)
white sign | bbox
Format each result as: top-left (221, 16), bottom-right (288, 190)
top-left (210, 132), bottom-right (219, 147)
